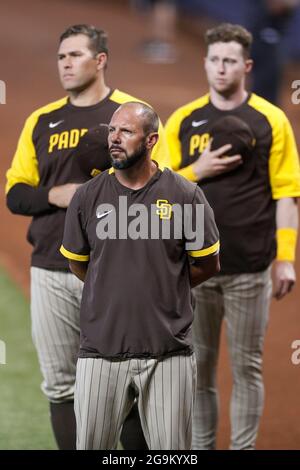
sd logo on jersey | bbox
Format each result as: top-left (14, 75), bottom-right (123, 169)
top-left (156, 199), bottom-right (173, 220)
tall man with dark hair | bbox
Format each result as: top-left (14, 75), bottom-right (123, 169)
top-left (60, 101), bottom-right (220, 449)
top-left (6, 24), bottom-right (169, 449)
top-left (166, 23), bottom-right (300, 449)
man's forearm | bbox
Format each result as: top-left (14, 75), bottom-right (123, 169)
top-left (69, 260), bottom-right (89, 282)
top-left (6, 183), bottom-right (54, 216)
top-left (276, 197), bottom-right (298, 229)
top-left (48, 183), bottom-right (82, 208)
top-left (189, 255), bottom-right (220, 288)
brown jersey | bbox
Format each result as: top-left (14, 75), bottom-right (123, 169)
top-left (61, 167), bottom-right (219, 359)
top-left (166, 93), bottom-right (300, 273)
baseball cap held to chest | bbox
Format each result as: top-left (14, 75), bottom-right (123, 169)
top-left (75, 124), bottom-right (111, 177)
top-left (210, 115), bottom-right (255, 158)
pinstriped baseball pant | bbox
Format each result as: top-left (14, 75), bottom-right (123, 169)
top-left (75, 355), bottom-right (196, 450)
top-left (192, 267), bottom-right (272, 450)
top-left (30, 267), bottom-right (83, 403)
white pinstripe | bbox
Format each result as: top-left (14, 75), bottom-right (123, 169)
top-left (30, 267), bottom-right (83, 402)
top-left (75, 354), bottom-right (196, 450)
top-left (192, 267), bottom-right (272, 450)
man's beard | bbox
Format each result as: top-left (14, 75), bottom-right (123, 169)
top-left (213, 78), bottom-right (240, 98)
top-left (110, 140), bottom-right (147, 170)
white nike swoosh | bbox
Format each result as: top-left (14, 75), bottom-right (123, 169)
top-left (192, 119), bottom-right (208, 127)
top-left (49, 120), bottom-right (64, 128)
top-left (96, 209), bottom-right (113, 220)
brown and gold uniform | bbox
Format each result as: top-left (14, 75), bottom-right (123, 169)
top-left (6, 89), bottom-right (170, 269)
top-left (166, 92), bottom-right (300, 274)
top-left (61, 167), bottom-right (219, 358)
top-left (165, 93), bottom-right (300, 450)
top-left (5, 89), bottom-right (170, 409)
top-left (61, 166), bottom-right (219, 449)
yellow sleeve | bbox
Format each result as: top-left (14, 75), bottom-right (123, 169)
top-left (5, 112), bottom-right (40, 194)
top-left (151, 120), bottom-right (172, 170)
top-left (165, 112), bottom-right (198, 182)
top-left (165, 95), bottom-right (210, 182)
top-left (165, 109), bottom-right (184, 172)
top-left (176, 165), bottom-right (198, 182)
top-left (269, 110), bottom-right (300, 199)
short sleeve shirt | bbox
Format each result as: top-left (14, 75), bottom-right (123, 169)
top-left (61, 167), bottom-right (219, 359)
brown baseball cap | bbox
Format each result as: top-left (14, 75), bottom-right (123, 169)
top-left (74, 124), bottom-right (111, 177)
top-left (210, 115), bottom-right (255, 158)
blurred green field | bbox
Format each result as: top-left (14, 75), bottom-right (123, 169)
top-left (0, 267), bottom-right (56, 450)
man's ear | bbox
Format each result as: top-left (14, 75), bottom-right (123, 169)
top-left (96, 52), bottom-right (108, 70)
top-left (146, 132), bottom-right (159, 149)
top-left (245, 59), bottom-right (253, 74)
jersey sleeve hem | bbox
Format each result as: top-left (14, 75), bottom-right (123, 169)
top-left (177, 164), bottom-right (198, 182)
top-left (188, 240), bottom-right (220, 258)
top-left (60, 245), bottom-right (90, 262)
top-left (272, 189), bottom-right (300, 200)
